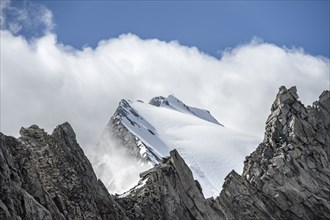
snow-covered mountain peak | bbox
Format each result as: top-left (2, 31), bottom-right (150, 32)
top-left (116, 99), bottom-right (157, 136)
top-left (94, 95), bottom-right (260, 197)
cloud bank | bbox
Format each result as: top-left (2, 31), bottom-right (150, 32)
top-left (1, 30), bottom-right (329, 156)
top-left (1, 1), bottom-right (329, 156)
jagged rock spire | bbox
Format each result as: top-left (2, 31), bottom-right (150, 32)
top-left (240, 86), bottom-right (330, 219)
top-left (0, 123), bottom-right (126, 220)
top-left (116, 149), bottom-right (221, 220)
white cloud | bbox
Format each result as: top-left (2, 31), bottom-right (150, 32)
top-left (1, 30), bottom-right (329, 157)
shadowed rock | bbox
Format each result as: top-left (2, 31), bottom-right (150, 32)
top-left (0, 123), bottom-right (126, 220)
top-left (116, 149), bottom-right (221, 220)
top-left (212, 86), bottom-right (330, 219)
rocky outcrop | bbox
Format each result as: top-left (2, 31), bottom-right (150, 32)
top-left (0, 123), bottom-right (126, 220)
top-left (0, 132), bottom-right (52, 220)
top-left (149, 96), bottom-right (166, 107)
top-left (211, 86), bottom-right (330, 219)
top-left (98, 100), bottom-right (150, 162)
top-left (116, 149), bottom-right (221, 220)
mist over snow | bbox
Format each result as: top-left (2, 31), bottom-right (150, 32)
top-left (93, 133), bottom-right (152, 194)
top-left (1, 29), bottom-right (329, 156)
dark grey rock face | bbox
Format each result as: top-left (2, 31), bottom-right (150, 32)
top-left (212, 86), bottom-right (330, 220)
top-left (211, 170), bottom-right (283, 220)
top-left (149, 96), bottom-right (166, 107)
top-left (0, 132), bottom-right (52, 220)
top-left (0, 123), bottom-right (126, 220)
top-left (116, 149), bottom-right (221, 220)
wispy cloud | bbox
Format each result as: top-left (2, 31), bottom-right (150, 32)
top-left (0, 0), bottom-right (10, 26)
top-left (0, 0), bottom-right (54, 36)
top-left (93, 135), bottom-right (152, 194)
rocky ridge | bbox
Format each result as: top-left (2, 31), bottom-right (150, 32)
top-left (98, 99), bottom-right (153, 164)
top-left (116, 149), bottom-right (221, 220)
top-left (239, 86), bottom-right (330, 219)
top-left (0, 123), bottom-right (127, 220)
top-left (0, 86), bottom-right (329, 220)
top-left (93, 100), bottom-right (161, 170)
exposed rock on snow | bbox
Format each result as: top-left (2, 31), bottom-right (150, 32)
top-left (149, 96), bottom-right (166, 107)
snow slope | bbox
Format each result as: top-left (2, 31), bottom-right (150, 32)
top-left (96, 95), bottom-right (260, 198)
top-left (152, 95), bottom-right (223, 125)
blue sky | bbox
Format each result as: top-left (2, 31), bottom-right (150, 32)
top-left (10, 0), bottom-right (330, 57)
